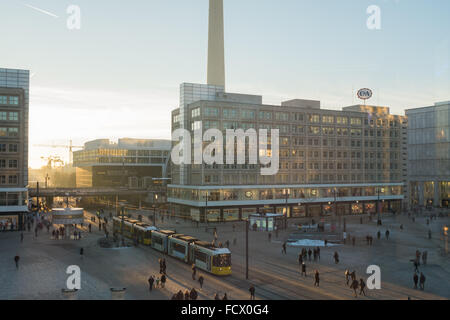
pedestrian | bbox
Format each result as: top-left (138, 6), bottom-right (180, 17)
top-left (192, 264), bottom-right (197, 280)
top-left (222, 293), bottom-right (228, 300)
top-left (184, 290), bottom-right (190, 300)
top-left (317, 247), bottom-right (320, 260)
top-left (148, 276), bottom-right (154, 291)
top-left (80, 247), bottom-right (84, 259)
top-left (88, 224), bottom-right (91, 233)
top-left (177, 290), bottom-right (184, 300)
top-left (313, 249), bottom-right (317, 261)
top-left (377, 231), bottom-right (381, 240)
top-left (268, 233), bottom-right (272, 242)
top-left (359, 279), bottom-right (366, 296)
top-left (422, 251), bottom-right (428, 265)
top-left (334, 251), bottom-right (339, 264)
top-left (413, 272), bottom-right (419, 289)
top-left (385, 230), bottom-right (390, 240)
top-left (298, 253), bottom-right (303, 266)
top-left (214, 293), bottom-right (220, 300)
top-left (282, 242), bottom-right (287, 254)
top-left (14, 255), bottom-right (20, 269)
top-left (345, 269), bottom-right (350, 286)
top-left (190, 288), bottom-right (198, 300)
top-left (419, 273), bottom-right (426, 290)
top-left (198, 275), bottom-right (204, 289)
top-left (400, 224), bottom-right (404, 231)
top-left (351, 271), bottom-right (356, 282)
top-left (350, 279), bottom-right (359, 298)
top-left (301, 262), bottom-right (307, 277)
top-left (314, 270), bottom-right (320, 287)
top-left (162, 258), bottom-right (167, 274)
top-left (155, 276), bottom-right (160, 288)
top-left (20, 233), bottom-right (23, 243)
top-left (161, 274), bottom-right (166, 288)
top-left (249, 285), bottom-right (255, 300)
top-left (308, 248), bottom-right (312, 261)
top-left (159, 258), bottom-right (163, 274)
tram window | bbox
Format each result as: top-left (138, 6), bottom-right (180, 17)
top-left (213, 254), bottom-right (231, 267)
top-left (153, 236), bottom-right (163, 245)
top-left (194, 250), bottom-right (208, 263)
top-left (172, 242), bottom-right (186, 254)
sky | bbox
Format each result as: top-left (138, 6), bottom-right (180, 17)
top-left (0, 0), bottom-right (449, 168)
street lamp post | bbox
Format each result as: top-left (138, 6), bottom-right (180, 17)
top-left (152, 204), bottom-right (156, 228)
top-left (377, 188), bottom-right (383, 226)
top-left (245, 218), bottom-right (249, 280)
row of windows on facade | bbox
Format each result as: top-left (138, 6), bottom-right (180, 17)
top-left (0, 144), bottom-right (19, 152)
top-left (0, 159), bottom-right (18, 168)
top-left (0, 96), bottom-right (19, 106)
top-left (192, 121), bottom-right (403, 138)
top-left (0, 175), bottom-right (19, 185)
top-left (0, 112), bottom-right (19, 121)
top-left (0, 127), bottom-right (19, 137)
top-left (186, 107), bottom-right (404, 127)
top-left (203, 173), bottom-right (402, 185)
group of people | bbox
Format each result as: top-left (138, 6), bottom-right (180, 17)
top-left (171, 288), bottom-right (198, 300)
top-left (411, 249), bottom-right (427, 290)
top-left (298, 247), bottom-right (321, 264)
top-left (148, 274), bottom-right (167, 290)
top-left (345, 270), bottom-right (366, 297)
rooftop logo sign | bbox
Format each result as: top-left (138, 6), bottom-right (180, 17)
top-left (357, 88), bottom-right (373, 100)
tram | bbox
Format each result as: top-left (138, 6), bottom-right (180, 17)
top-left (113, 217), bottom-right (232, 276)
top-left (112, 217), bottom-right (157, 245)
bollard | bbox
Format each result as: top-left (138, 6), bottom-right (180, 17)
top-left (61, 288), bottom-right (78, 300)
top-left (110, 287), bottom-right (126, 300)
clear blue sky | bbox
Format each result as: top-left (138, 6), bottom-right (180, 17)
top-left (0, 0), bottom-right (449, 167)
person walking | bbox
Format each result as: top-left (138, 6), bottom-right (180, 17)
top-left (148, 276), bottom-right (154, 291)
top-left (413, 259), bottom-right (420, 272)
top-left (317, 247), bottom-right (320, 260)
top-left (162, 258), bottom-right (167, 275)
top-left (249, 285), bottom-right (255, 300)
top-left (268, 233), bottom-right (272, 242)
top-left (282, 242), bottom-right (287, 254)
top-left (314, 270), bottom-right (320, 287)
top-left (184, 290), bottom-right (190, 300)
top-left (198, 275), bottom-right (204, 289)
top-left (222, 293), bottom-right (228, 300)
top-left (377, 230), bottom-right (381, 240)
top-left (161, 274), bottom-right (166, 288)
top-left (80, 247), bottom-right (84, 259)
top-left (422, 251), bottom-right (428, 265)
top-left (359, 279), bottom-right (366, 296)
top-left (298, 253), bottom-right (303, 266)
top-left (159, 258), bottom-right (163, 274)
top-left (419, 273), bottom-right (426, 290)
top-left (345, 269), bottom-right (350, 286)
top-left (350, 279), bottom-right (359, 298)
top-left (413, 272), bottom-right (419, 289)
top-left (301, 262), bottom-right (307, 277)
top-left (308, 248), bottom-right (312, 261)
top-left (88, 224), bottom-right (91, 233)
top-left (20, 233), bottom-right (23, 243)
top-left (385, 230), bottom-right (390, 240)
top-left (190, 288), bottom-right (198, 300)
top-left (214, 293), bottom-right (220, 300)
top-left (192, 264), bottom-right (197, 280)
top-left (14, 255), bottom-right (20, 269)
top-left (334, 251), bottom-right (339, 264)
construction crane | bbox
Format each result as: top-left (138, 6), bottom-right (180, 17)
top-left (34, 140), bottom-right (84, 164)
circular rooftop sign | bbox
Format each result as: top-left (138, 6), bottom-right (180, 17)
top-left (357, 88), bottom-right (373, 100)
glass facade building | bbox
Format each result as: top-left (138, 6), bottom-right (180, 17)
top-left (406, 101), bottom-right (450, 208)
top-left (0, 68), bottom-right (30, 230)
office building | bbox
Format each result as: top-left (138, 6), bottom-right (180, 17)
top-left (406, 101), bottom-right (450, 208)
top-left (0, 68), bottom-right (30, 230)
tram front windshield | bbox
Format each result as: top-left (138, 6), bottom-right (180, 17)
top-left (213, 254), bottom-right (231, 267)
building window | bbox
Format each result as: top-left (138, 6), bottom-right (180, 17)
top-left (351, 118), bottom-right (362, 126)
top-left (0, 127), bottom-right (6, 137)
top-left (8, 144), bottom-right (18, 152)
top-left (0, 176), bottom-right (5, 184)
top-left (322, 115), bottom-right (334, 124)
top-left (0, 160), bottom-right (5, 168)
top-left (0, 112), bottom-right (6, 120)
top-left (8, 127), bottom-right (19, 137)
top-left (8, 112), bottom-right (18, 121)
top-left (8, 159), bottom-right (18, 168)
top-left (8, 175), bottom-right (18, 184)
top-left (9, 96), bottom-right (19, 105)
top-left (309, 114), bottom-right (320, 123)
top-left (191, 108), bottom-right (201, 118)
top-left (0, 144), bottom-right (6, 152)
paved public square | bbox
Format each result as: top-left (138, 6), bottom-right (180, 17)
top-left (1, 209), bottom-right (449, 300)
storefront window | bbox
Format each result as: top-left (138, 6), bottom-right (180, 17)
top-left (207, 209), bottom-right (220, 222)
top-left (351, 203), bottom-right (363, 214)
top-left (223, 208), bottom-right (239, 221)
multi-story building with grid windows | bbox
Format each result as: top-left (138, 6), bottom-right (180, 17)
top-left (0, 68), bottom-right (30, 231)
top-left (167, 0), bottom-right (407, 222)
top-left (168, 90), bottom-right (407, 222)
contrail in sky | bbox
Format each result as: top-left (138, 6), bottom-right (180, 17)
top-left (23, 3), bottom-right (59, 18)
